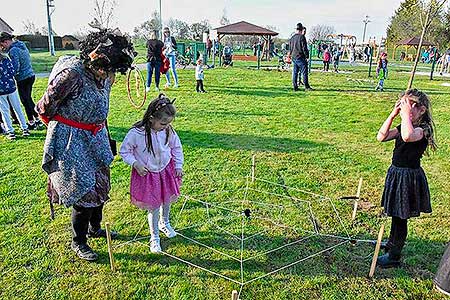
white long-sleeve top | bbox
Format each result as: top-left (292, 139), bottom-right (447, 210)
top-left (195, 65), bottom-right (204, 80)
top-left (119, 126), bottom-right (183, 172)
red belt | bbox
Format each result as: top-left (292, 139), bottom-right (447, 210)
top-left (40, 114), bottom-right (105, 136)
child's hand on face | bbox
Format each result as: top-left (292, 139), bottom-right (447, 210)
top-left (133, 161), bottom-right (149, 176)
top-left (175, 168), bottom-right (183, 178)
top-left (391, 99), bottom-right (401, 117)
top-left (400, 96), bottom-right (414, 119)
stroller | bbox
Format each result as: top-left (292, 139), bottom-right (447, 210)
top-left (221, 46), bottom-right (233, 66)
top-left (272, 48), bottom-right (290, 70)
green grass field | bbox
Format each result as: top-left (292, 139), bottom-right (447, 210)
top-left (1, 56), bottom-right (449, 299)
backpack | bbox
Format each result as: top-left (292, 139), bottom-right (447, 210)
top-left (160, 53), bottom-right (170, 74)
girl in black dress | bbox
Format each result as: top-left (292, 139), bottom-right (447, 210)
top-left (376, 89), bottom-right (437, 268)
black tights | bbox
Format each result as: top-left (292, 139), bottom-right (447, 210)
top-left (71, 204), bottom-right (103, 245)
top-left (387, 216), bottom-right (408, 259)
top-left (196, 80), bottom-right (205, 92)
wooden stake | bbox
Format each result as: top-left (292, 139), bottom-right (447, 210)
top-left (105, 222), bottom-right (116, 272)
top-left (251, 155), bottom-right (256, 183)
top-left (351, 177), bottom-right (363, 221)
top-left (369, 223), bottom-right (385, 278)
top-left (231, 290), bottom-right (239, 300)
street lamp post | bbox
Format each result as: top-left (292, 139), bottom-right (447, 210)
top-left (362, 15), bottom-right (370, 44)
top-left (46, 0), bottom-right (55, 56)
top-left (159, 0), bottom-right (162, 39)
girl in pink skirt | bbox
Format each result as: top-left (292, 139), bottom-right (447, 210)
top-left (120, 94), bottom-right (183, 253)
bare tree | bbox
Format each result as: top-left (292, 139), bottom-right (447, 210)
top-left (89, 0), bottom-right (117, 30)
top-left (167, 18), bottom-right (190, 40)
top-left (189, 20), bottom-right (211, 41)
top-left (408, 0), bottom-right (448, 89)
top-left (308, 24), bottom-right (335, 43)
top-left (133, 11), bottom-right (161, 40)
top-left (220, 8), bottom-right (230, 26)
top-left (22, 20), bottom-right (41, 35)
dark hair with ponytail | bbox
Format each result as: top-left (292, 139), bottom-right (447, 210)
top-left (401, 88), bottom-right (437, 152)
top-left (133, 93), bottom-right (176, 155)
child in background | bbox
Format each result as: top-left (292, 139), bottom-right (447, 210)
top-left (0, 53), bottom-right (29, 140)
top-left (120, 94), bottom-right (183, 253)
top-left (376, 52), bottom-right (388, 91)
top-left (376, 89), bottom-right (436, 268)
top-left (322, 48), bottom-right (331, 72)
top-left (195, 58), bottom-right (206, 93)
top-left (333, 47), bottom-right (342, 73)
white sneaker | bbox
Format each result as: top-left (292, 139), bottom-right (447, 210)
top-left (150, 238), bottom-right (162, 253)
top-left (174, 84), bottom-right (179, 88)
top-left (164, 82), bottom-right (171, 89)
top-left (159, 222), bottom-right (177, 238)
top-left (145, 86), bottom-right (151, 92)
top-left (155, 87), bottom-right (160, 91)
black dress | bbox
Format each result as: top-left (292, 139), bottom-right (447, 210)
top-left (381, 125), bottom-right (431, 219)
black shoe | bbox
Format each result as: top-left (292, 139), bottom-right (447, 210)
top-left (87, 228), bottom-right (118, 239)
top-left (377, 253), bottom-right (401, 268)
top-left (293, 87), bottom-right (300, 91)
top-left (27, 122), bottom-right (37, 130)
top-left (71, 242), bottom-right (98, 261)
top-left (305, 87), bottom-right (314, 91)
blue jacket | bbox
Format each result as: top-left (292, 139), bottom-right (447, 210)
top-left (8, 41), bottom-right (34, 81)
top-left (0, 56), bottom-right (17, 96)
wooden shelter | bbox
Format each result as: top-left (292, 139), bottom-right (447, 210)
top-left (214, 21), bottom-right (278, 60)
top-left (392, 36), bottom-right (433, 59)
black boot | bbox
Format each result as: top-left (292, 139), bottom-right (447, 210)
top-left (71, 242), bottom-right (98, 261)
top-left (87, 228), bottom-right (118, 239)
top-left (377, 253), bottom-right (401, 268)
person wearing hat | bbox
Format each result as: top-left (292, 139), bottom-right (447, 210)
top-left (288, 23), bottom-right (312, 91)
top-left (35, 29), bottom-right (136, 261)
top-left (0, 32), bottom-right (41, 129)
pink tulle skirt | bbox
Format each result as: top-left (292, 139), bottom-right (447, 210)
top-left (130, 159), bottom-right (182, 210)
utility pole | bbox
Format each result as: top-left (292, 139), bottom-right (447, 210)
top-left (362, 15), bottom-right (370, 44)
top-left (46, 0), bottom-right (55, 56)
top-left (159, 0), bottom-right (162, 39)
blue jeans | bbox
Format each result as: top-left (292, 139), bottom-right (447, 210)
top-left (292, 58), bottom-right (309, 89)
top-left (146, 60), bottom-right (162, 88)
top-left (165, 53), bottom-right (178, 85)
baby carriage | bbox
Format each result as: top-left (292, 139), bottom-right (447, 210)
top-left (222, 46), bottom-right (233, 66)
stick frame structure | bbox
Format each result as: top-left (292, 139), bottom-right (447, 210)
top-left (105, 222), bottom-right (116, 272)
top-left (351, 177), bottom-right (363, 221)
top-left (369, 223), bottom-right (385, 278)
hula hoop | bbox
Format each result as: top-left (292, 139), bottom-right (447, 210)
top-left (126, 65), bottom-right (147, 109)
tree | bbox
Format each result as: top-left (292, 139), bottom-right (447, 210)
top-left (189, 20), bottom-right (211, 41)
top-left (133, 11), bottom-right (161, 40)
top-left (89, 0), bottom-right (117, 30)
top-left (308, 24), bottom-right (335, 43)
top-left (167, 18), bottom-right (190, 40)
top-left (407, 0), bottom-right (448, 88)
top-left (22, 20), bottom-right (41, 35)
top-left (219, 8), bottom-right (230, 26)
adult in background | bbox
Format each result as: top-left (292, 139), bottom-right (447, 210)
top-left (146, 31), bottom-right (164, 92)
top-left (36, 29), bottom-right (136, 261)
top-left (0, 32), bottom-right (41, 129)
top-left (288, 23), bottom-right (312, 91)
top-left (206, 35), bottom-right (213, 59)
top-left (162, 27), bottom-right (179, 88)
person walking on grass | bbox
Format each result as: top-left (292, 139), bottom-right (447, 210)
top-left (162, 27), bottom-right (179, 89)
top-left (195, 58), bottom-right (206, 93)
top-left (146, 31), bottom-right (164, 92)
top-left (36, 29), bottom-right (136, 261)
top-left (376, 52), bottom-right (388, 92)
top-left (0, 52), bottom-right (29, 140)
top-left (0, 32), bottom-right (41, 130)
top-left (119, 94), bottom-right (183, 254)
top-left (288, 22), bottom-right (312, 91)
top-left (376, 89), bottom-right (436, 268)
top-left (322, 48), bottom-right (331, 72)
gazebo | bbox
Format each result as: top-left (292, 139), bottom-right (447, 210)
top-left (392, 36), bottom-right (433, 60)
top-left (214, 21), bottom-right (278, 60)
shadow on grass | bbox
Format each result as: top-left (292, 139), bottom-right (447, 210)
top-left (109, 229), bottom-right (447, 283)
top-left (110, 127), bottom-right (328, 154)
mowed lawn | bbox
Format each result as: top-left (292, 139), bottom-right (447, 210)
top-left (1, 59), bottom-right (450, 300)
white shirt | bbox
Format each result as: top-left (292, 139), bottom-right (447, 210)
top-left (119, 127), bottom-right (183, 172)
top-left (195, 65), bottom-right (204, 80)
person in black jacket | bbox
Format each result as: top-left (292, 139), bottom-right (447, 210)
top-left (288, 23), bottom-right (312, 91)
top-left (146, 31), bottom-right (164, 92)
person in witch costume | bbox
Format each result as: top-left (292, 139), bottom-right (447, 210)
top-left (36, 29), bottom-right (136, 261)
